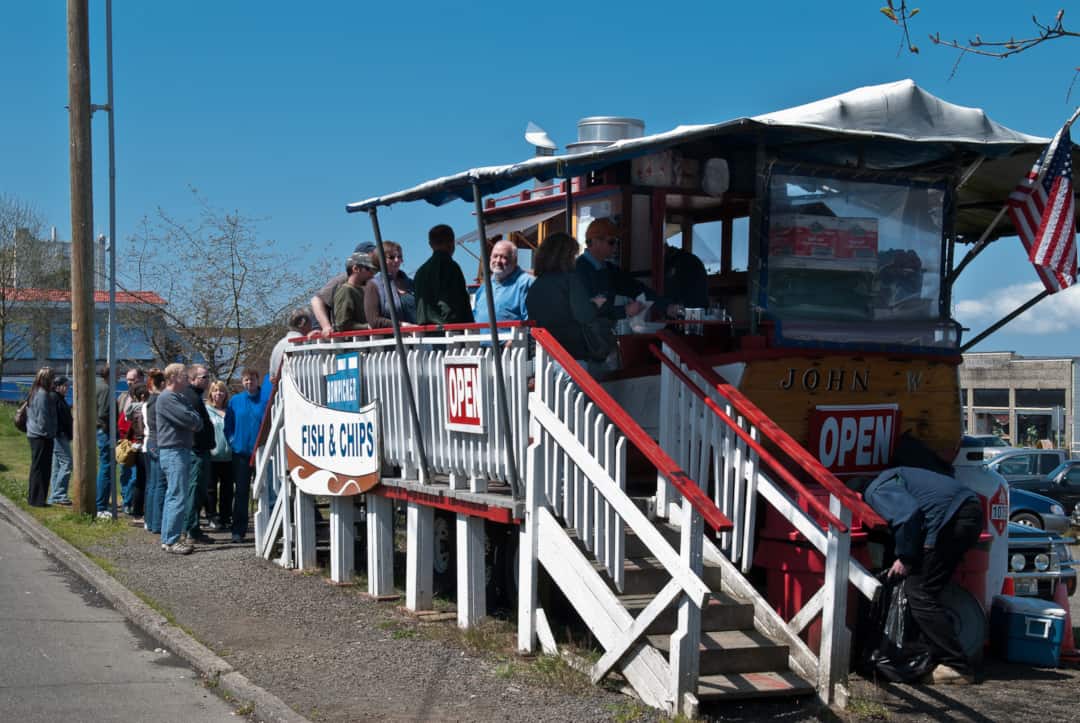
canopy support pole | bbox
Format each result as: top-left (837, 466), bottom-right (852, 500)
top-left (564, 177), bottom-right (574, 235)
top-left (368, 208), bottom-right (430, 482)
top-left (960, 289), bottom-right (1050, 353)
top-left (472, 182), bottom-right (522, 499)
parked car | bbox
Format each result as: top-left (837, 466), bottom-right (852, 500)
top-left (954, 434), bottom-right (1018, 464)
top-left (1006, 522), bottom-right (1076, 599)
top-left (984, 447), bottom-right (1067, 482)
top-left (1008, 459), bottom-right (1080, 519)
top-left (1009, 487), bottom-right (1070, 534)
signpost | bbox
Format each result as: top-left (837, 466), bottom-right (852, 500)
top-left (444, 357), bottom-right (484, 434)
top-left (281, 372), bottom-right (380, 496)
top-left (808, 404), bottom-right (900, 476)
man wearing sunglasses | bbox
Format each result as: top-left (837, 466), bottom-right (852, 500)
top-left (576, 217), bottom-right (673, 322)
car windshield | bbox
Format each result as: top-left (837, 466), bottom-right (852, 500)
top-left (962, 435), bottom-right (1009, 448)
top-left (1046, 461), bottom-right (1077, 478)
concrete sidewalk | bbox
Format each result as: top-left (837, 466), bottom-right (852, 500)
top-left (0, 495), bottom-right (308, 723)
top-left (0, 510), bottom-right (237, 723)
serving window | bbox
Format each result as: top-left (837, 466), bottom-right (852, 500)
top-left (762, 170), bottom-right (955, 349)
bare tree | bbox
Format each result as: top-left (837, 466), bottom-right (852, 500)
top-left (881, 3), bottom-right (1079, 97)
top-left (0, 194), bottom-right (55, 384)
top-left (119, 191), bottom-right (328, 381)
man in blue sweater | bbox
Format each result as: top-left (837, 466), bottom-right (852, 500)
top-left (225, 368), bottom-right (267, 544)
top-left (473, 239), bottom-right (533, 324)
top-left (863, 466), bottom-right (983, 684)
top-left (156, 363), bottom-right (203, 555)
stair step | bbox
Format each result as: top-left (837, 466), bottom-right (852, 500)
top-left (649, 629), bottom-right (789, 675)
top-left (596, 556), bottom-right (723, 596)
top-left (696, 670), bottom-right (815, 701)
top-left (617, 591), bottom-right (754, 634)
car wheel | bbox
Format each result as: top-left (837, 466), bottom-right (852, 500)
top-left (941, 582), bottom-right (986, 659)
top-left (1010, 511), bottom-right (1043, 529)
top-left (432, 511), bottom-right (456, 596)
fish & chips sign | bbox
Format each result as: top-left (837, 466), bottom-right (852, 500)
top-left (282, 354), bottom-right (379, 496)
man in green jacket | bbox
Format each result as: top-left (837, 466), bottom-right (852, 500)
top-left (414, 224), bottom-right (474, 325)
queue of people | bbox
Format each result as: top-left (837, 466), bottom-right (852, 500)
top-left (21, 362), bottom-right (266, 556)
top-left (21, 216), bottom-right (696, 545)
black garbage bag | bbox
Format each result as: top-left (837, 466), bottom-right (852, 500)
top-left (869, 578), bottom-right (933, 683)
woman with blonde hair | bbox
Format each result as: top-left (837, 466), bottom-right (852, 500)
top-left (25, 366), bottom-right (57, 507)
top-left (205, 380), bottom-right (234, 530)
top-left (525, 232), bottom-right (615, 368)
top-left (364, 240), bottom-right (416, 327)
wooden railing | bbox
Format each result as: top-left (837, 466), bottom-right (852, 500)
top-left (652, 330), bottom-right (882, 705)
top-left (519, 328), bottom-right (733, 715)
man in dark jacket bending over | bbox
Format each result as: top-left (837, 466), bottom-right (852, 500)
top-left (863, 466), bottom-right (983, 684)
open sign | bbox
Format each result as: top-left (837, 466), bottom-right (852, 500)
top-left (808, 404), bottom-right (900, 475)
top-left (444, 358), bottom-right (484, 434)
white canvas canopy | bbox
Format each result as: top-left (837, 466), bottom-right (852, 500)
top-left (346, 79), bottom-right (1073, 240)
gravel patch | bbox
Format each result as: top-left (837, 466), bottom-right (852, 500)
top-left (88, 527), bottom-right (644, 722)
top-left (86, 525), bottom-right (1080, 722)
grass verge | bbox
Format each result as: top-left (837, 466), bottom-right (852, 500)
top-left (0, 416), bottom-right (128, 550)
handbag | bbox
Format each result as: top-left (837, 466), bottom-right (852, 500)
top-left (115, 438), bottom-right (138, 467)
top-left (13, 400), bottom-right (29, 433)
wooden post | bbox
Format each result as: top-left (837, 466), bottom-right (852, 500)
top-left (294, 491), bottom-right (316, 570)
top-left (818, 495), bottom-right (852, 706)
top-left (67, 0), bottom-right (96, 516)
top-left (406, 502), bottom-right (434, 610)
top-left (668, 497), bottom-right (703, 717)
top-left (456, 513), bottom-right (486, 628)
top-left (366, 493), bottom-right (394, 596)
top-left (329, 496), bottom-right (355, 584)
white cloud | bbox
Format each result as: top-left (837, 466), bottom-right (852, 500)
top-left (954, 281), bottom-right (1080, 335)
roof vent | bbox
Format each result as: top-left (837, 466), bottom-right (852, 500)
top-left (565, 116), bottom-right (644, 154)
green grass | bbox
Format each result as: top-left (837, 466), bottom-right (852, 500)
top-left (0, 415), bottom-right (128, 550)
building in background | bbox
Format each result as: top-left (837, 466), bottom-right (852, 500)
top-left (959, 352), bottom-right (1077, 456)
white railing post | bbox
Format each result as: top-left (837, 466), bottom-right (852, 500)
top-left (656, 346), bottom-right (674, 518)
top-left (518, 437), bottom-right (542, 652)
top-left (818, 494), bottom-right (852, 706)
top-left (456, 513), bottom-right (486, 628)
top-left (668, 495), bottom-right (703, 717)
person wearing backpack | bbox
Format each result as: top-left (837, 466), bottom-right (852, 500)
top-left (47, 375), bottom-right (73, 506)
top-left (25, 367), bottom-right (57, 507)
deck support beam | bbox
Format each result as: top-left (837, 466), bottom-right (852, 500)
top-left (329, 497), bottom-right (355, 584)
top-left (406, 502), bottom-right (434, 610)
top-left (366, 494), bottom-right (394, 596)
top-left (294, 491), bottom-right (316, 570)
top-left (456, 512), bottom-right (486, 628)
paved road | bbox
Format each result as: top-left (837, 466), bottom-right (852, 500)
top-left (0, 512), bottom-right (239, 723)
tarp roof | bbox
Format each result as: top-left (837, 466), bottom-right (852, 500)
top-left (346, 79), bottom-right (1058, 216)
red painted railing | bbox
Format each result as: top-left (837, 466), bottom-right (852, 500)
top-left (531, 327), bottom-right (733, 534)
top-left (655, 330), bottom-right (887, 530)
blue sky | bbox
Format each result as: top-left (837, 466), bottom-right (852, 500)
top-left (2, 1), bottom-right (1077, 354)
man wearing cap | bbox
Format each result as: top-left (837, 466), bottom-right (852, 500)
top-left (473, 238), bottom-right (533, 324)
top-left (311, 242), bottom-right (375, 338)
top-left (576, 217), bottom-right (674, 321)
top-left (414, 224), bottom-right (474, 325)
top-left (333, 251), bottom-right (378, 332)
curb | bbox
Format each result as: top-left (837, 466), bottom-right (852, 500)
top-left (0, 494), bottom-right (310, 723)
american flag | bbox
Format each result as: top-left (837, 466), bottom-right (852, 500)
top-left (1008, 123), bottom-right (1077, 294)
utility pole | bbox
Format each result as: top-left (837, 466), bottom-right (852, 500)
top-left (68, 0), bottom-right (97, 516)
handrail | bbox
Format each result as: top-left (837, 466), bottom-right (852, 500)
top-left (290, 320), bottom-right (534, 344)
top-left (531, 327), bottom-right (733, 534)
top-left (649, 344), bottom-right (848, 533)
top-left (656, 330), bottom-right (887, 529)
